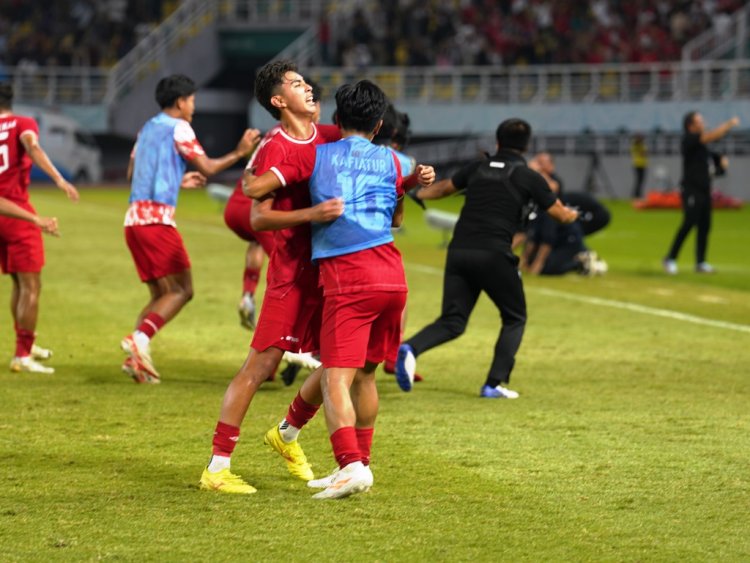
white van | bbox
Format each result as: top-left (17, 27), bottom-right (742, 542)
top-left (15, 104), bottom-right (102, 184)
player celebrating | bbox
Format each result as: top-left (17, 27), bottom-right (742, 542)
top-left (225, 81), bottom-right (324, 332)
top-left (199, 61), bottom-right (344, 494)
top-left (0, 82), bottom-right (79, 374)
top-left (121, 74), bottom-right (259, 383)
top-left (244, 80), bottom-right (434, 499)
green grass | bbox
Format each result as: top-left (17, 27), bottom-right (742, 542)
top-left (1, 187), bottom-right (749, 562)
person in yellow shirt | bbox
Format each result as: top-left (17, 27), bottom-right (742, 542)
top-left (631, 134), bottom-right (648, 199)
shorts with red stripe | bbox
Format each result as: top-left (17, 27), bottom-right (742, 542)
top-left (320, 290), bottom-right (407, 368)
top-left (0, 201), bottom-right (44, 274)
top-left (223, 196), bottom-right (275, 255)
top-left (251, 268), bottom-right (322, 354)
top-left (125, 224), bottom-right (191, 282)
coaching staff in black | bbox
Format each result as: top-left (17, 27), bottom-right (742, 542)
top-left (663, 112), bottom-right (739, 275)
top-left (395, 118), bottom-right (578, 398)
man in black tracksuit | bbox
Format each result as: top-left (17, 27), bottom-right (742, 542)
top-left (395, 119), bottom-right (579, 398)
top-left (663, 111), bottom-right (739, 275)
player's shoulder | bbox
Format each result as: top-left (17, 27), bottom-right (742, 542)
top-left (316, 123), bottom-right (341, 143)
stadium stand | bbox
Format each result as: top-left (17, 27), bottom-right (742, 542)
top-left (323, 0), bottom-right (746, 68)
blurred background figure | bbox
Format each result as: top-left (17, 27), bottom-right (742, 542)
top-left (631, 133), bottom-right (648, 199)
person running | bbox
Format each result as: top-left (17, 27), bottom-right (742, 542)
top-left (241, 80), bottom-right (434, 499)
top-left (199, 61), bottom-right (343, 494)
top-left (397, 119), bottom-right (579, 398)
top-left (0, 82), bottom-right (79, 374)
top-left (121, 74), bottom-right (259, 383)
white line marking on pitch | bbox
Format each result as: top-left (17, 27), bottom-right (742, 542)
top-left (405, 262), bottom-right (750, 334)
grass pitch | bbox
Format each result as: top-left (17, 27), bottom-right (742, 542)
top-left (1, 187), bottom-right (749, 562)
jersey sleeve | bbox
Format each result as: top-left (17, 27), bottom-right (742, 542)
top-left (173, 120), bottom-right (206, 161)
top-left (270, 146), bottom-right (316, 187)
top-left (520, 168), bottom-right (557, 210)
top-left (17, 116), bottom-right (39, 141)
top-left (451, 159), bottom-right (482, 191)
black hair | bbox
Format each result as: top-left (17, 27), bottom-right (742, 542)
top-left (683, 111), bottom-right (698, 132)
top-left (334, 80), bottom-right (387, 134)
top-left (373, 103), bottom-right (411, 149)
top-left (0, 82), bottom-right (13, 108)
top-left (255, 59), bottom-right (298, 120)
top-left (496, 118), bottom-right (531, 152)
top-left (155, 74), bottom-right (196, 109)
top-left (307, 78), bottom-right (322, 103)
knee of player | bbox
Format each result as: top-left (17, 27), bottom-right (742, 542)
top-left (176, 285), bottom-right (194, 303)
top-left (444, 318), bottom-right (468, 338)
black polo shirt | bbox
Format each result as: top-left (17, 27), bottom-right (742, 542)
top-left (449, 149), bottom-right (557, 251)
top-left (681, 132), bottom-right (711, 195)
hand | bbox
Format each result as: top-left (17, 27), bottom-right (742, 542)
top-left (237, 129), bottom-right (261, 157)
top-left (416, 164), bottom-right (435, 187)
top-left (57, 179), bottom-right (79, 202)
top-left (729, 116), bottom-right (740, 128)
top-left (36, 216), bottom-right (59, 237)
top-left (567, 207), bottom-right (580, 223)
top-left (310, 198), bottom-right (344, 222)
top-left (180, 171), bottom-right (207, 189)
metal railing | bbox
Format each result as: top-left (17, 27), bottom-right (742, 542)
top-left (682, 4), bottom-right (750, 62)
top-left (305, 60), bottom-right (750, 104)
top-left (407, 132), bottom-right (750, 169)
top-left (8, 67), bottom-right (110, 105)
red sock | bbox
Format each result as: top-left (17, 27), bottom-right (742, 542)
top-left (330, 426), bottom-right (361, 469)
top-left (285, 392), bottom-right (321, 429)
top-left (212, 421), bottom-right (240, 457)
top-left (137, 312), bottom-right (165, 339)
top-left (243, 267), bottom-right (261, 295)
top-left (15, 328), bottom-right (35, 358)
top-left (355, 427), bottom-right (374, 466)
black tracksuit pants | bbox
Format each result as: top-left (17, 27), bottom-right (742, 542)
top-left (406, 247), bottom-right (527, 388)
top-left (666, 192), bottom-right (712, 264)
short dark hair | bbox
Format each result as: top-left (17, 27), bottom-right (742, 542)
top-left (683, 111), bottom-right (698, 132)
top-left (335, 80), bottom-right (387, 134)
top-left (255, 59), bottom-right (298, 120)
top-left (155, 74), bottom-right (196, 109)
top-left (373, 103), bottom-right (411, 149)
top-left (496, 118), bottom-right (532, 152)
top-left (0, 82), bottom-right (13, 108)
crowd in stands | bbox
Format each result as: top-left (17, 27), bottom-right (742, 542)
top-left (0, 0), bottom-right (179, 68)
top-left (323, 0), bottom-right (746, 68)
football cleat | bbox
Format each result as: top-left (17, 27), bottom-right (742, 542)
top-left (199, 468), bottom-right (257, 494)
top-left (280, 363), bottom-right (302, 386)
top-left (308, 465), bottom-right (373, 490)
top-left (695, 262), bottom-right (716, 274)
top-left (263, 426), bottom-right (314, 481)
top-left (663, 258), bottom-right (678, 275)
top-left (120, 334), bottom-right (160, 383)
top-left (121, 356), bottom-right (153, 384)
top-left (30, 344), bottom-right (53, 361)
top-left (383, 360), bottom-right (423, 382)
top-left (395, 344), bottom-right (416, 392)
top-left (312, 462), bottom-right (372, 500)
top-left (282, 351), bottom-right (321, 371)
top-left (10, 356), bottom-right (54, 374)
top-left (238, 293), bottom-right (256, 330)
top-left (479, 384), bottom-right (520, 399)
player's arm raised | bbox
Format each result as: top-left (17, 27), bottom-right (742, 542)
top-left (190, 129), bottom-right (260, 177)
top-left (20, 132), bottom-right (79, 202)
top-left (250, 196), bottom-right (344, 232)
top-left (0, 197), bottom-right (59, 236)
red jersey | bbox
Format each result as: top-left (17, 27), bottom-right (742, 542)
top-left (252, 123), bottom-right (340, 298)
top-left (0, 113), bottom-right (39, 204)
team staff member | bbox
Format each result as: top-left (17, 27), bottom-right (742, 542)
top-left (0, 82), bottom-right (79, 375)
top-left (663, 112), bottom-right (739, 275)
top-left (396, 119), bottom-right (578, 398)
